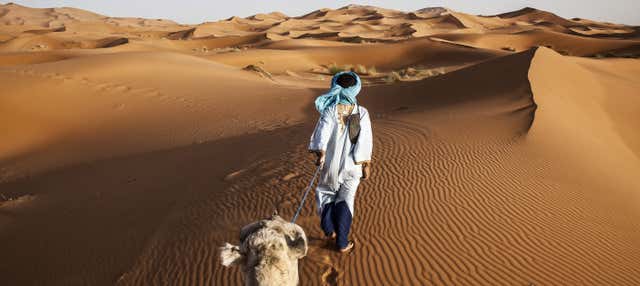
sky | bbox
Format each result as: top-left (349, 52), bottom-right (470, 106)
top-left (4, 0), bottom-right (639, 25)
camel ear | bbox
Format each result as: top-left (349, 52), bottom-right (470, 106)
top-left (220, 243), bottom-right (244, 267)
top-left (286, 228), bottom-right (308, 259)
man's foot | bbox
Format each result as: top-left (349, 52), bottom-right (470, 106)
top-left (325, 232), bottom-right (336, 240)
top-left (339, 241), bottom-right (355, 253)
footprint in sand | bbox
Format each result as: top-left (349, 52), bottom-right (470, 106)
top-left (113, 103), bottom-right (125, 110)
top-left (322, 266), bottom-right (339, 286)
top-left (94, 83), bottom-right (112, 91)
top-left (50, 73), bottom-right (65, 80)
top-left (113, 85), bottom-right (131, 92)
top-left (224, 169), bottom-right (247, 181)
top-left (0, 194), bottom-right (36, 210)
top-left (139, 89), bottom-right (163, 98)
top-left (281, 172), bottom-right (300, 181)
top-left (306, 237), bottom-right (341, 285)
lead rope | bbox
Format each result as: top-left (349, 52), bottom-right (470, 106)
top-left (291, 165), bottom-right (322, 223)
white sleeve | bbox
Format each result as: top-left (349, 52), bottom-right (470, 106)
top-left (309, 108), bottom-right (334, 152)
top-left (353, 107), bottom-right (373, 163)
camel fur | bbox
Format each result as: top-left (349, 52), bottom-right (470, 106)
top-left (220, 214), bottom-right (308, 286)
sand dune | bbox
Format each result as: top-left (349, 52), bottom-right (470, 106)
top-left (3, 3), bottom-right (638, 54)
top-left (430, 29), bottom-right (640, 56)
top-left (204, 38), bottom-right (503, 75)
top-left (1, 2), bottom-right (640, 286)
top-left (0, 51), bottom-right (316, 182)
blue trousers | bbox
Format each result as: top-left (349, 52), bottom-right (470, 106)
top-left (320, 201), bottom-right (353, 249)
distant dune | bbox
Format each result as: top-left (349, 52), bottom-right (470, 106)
top-left (1, 3), bottom-right (639, 286)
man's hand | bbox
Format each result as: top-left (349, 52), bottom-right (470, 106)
top-left (309, 150), bottom-right (325, 166)
top-left (361, 162), bottom-right (371, 180)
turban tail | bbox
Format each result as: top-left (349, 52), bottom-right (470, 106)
top-left (314, 71), bottom-right (362, 114)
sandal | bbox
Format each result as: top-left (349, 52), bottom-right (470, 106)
top-left (339, 241), bottom-right (355, 253)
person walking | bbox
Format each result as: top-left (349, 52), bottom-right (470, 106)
top-left (309, 71), bottom-right (373, 253)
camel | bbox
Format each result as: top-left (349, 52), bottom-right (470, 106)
top-left (220, 214), bottom-right (308, 286)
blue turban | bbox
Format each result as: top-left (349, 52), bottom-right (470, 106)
top-left (314, 71), bottom-right (361, 114)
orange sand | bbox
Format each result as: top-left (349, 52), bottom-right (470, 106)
top-left (1, 3), bottom-right (639, 285)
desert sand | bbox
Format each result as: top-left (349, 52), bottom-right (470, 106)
top-left (1, 3), bottom-right (639, 285)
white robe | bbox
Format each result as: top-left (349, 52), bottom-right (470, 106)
top-left (309, 104), bottom-right (373, 215)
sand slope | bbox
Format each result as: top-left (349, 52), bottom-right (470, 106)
top-left (1, 3), bottom-right (640, 286)
top-left (0, 51), bottom-right (315, 181)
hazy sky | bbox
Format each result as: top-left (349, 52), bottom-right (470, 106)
top-left (4, 0), bottom-right (639, 25)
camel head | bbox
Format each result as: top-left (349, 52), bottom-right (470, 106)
top-left (220, 214), bottom-right (308, 286)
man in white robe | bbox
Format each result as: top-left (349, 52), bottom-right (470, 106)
top-left (309, 71), bottom-right (373, 252)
